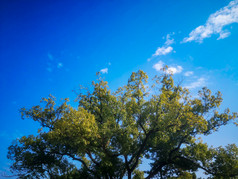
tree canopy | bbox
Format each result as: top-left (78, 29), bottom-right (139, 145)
top-left (7, 70), bottom-right (238, 178)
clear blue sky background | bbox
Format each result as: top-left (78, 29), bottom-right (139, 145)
top-left (1, 0), bottom-right (238, 177)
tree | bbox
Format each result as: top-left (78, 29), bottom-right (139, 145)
top-left (7, 70), bottom-right (238, 178)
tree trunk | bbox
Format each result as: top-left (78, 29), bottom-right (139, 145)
top-left (128, 171), bottom-right (132, 179)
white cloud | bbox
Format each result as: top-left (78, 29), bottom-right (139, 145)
top-left (217, 30), bottom-right (231, 39)
top-left (165, 33), bottom-right (175, 46)
top-left (153, 60), bottom-right (164, 71)
top-left (57, 63), bottom-right (63, 68)
top-left (166, 66), bottom-right (183, 74)
top-left (184, 71), bottom-right (194, 76)
top-left (183, 0), bottom-right (238, 43)
top-left (100, 68), bottom-right (108, 74)
top-left (149, 33), bottom-right (175, 59)
top-left (153, 61), bottom-right (183, 74)
top-left (185, 77), bottom-right (206, 89)
top-left (153, 46), bottom-right (173, 56)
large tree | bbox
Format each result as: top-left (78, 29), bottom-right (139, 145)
top-left (7, 70), bottom-right (238, 178)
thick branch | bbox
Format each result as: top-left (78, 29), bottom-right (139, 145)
top-left (145, 161), bottom-right (167, 179)
top-left (87, 151), bottom-right (99, 166)
top-left (129, 130), bottom-right (153, 171)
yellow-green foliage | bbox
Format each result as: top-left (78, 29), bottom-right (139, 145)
top-left (8, 70), bottom-right (238, 179)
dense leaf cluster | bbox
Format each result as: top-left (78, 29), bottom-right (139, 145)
top-left (8, 70), bottom-right (238, 178)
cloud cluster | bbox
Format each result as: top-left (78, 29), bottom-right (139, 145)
top-left (183, 0), bottom-right (238, 43)
top-left (152, 62), bottom-right (206, 89)
top-left (153, 60), bottom-right (183, 74)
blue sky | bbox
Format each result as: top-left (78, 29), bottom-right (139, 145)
top-left (1, 0), bottom-right (238, 176)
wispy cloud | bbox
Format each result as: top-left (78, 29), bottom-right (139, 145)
top-left (184, 71), bottom-right (194, 76)
top-left (148, 33), bottom-right (175, 61)
top-left (46, 53), bottom-right (65, 72)
top-left (185, 77), bottom-right (206, 89)
top-left (153, 46), bottom-right (173, 56)
top-left (48, 53), bottom-right (54, 60)
top-left (183, 0), bottom-right (238, 43)
top-left (57, 62), bottom-right (63, 69)
top-left (100, 68), bottom-right (108, 74)
top-left (153, 60), bottom-right (183, 74)
top-left (164, 33), bottom-right (175, 46)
